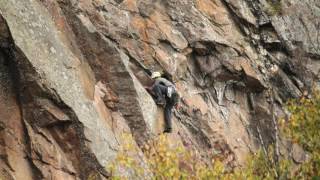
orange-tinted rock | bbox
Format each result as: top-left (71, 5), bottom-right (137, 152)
top-left (0, 0), bottom-right (319, 178)
top-left (0, 50), bottom-right (35, 179)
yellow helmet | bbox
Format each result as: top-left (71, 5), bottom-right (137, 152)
top-left (151, 71), bottom-right (161, 79)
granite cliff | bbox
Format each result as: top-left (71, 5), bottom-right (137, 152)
top-left (0, 0), bottom-right (319, 179)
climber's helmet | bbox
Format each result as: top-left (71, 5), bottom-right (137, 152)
top-left (151, 71), bottom-right (161, 79)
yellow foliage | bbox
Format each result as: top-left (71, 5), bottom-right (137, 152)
top-left (283, 90), bottom-right (320, 178)
top-left (265, 0), bottom-right (282, 16)
top-left (108, 134), bottom-right (233, 180)
top-left (108, 91), bottom-right (320, 179)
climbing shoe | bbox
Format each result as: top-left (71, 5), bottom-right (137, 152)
top-left (155, 98), bottom-right (165, 106)
top-left (163, 128), bottom-right (172, 133)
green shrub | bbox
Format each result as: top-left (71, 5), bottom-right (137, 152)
top-left (281, 91), bottom-right (320, 178)
top-left (107, 134), bottom-right (231, 180)
top-left (107, 91), bottom-right (320, 180)
top-left (265, 0), bottom-right (282, 16)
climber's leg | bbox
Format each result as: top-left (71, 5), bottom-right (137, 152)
top-left (164, 99), bottom-right (174, 133)
top-left (152, 84), bottom-right (167, 105)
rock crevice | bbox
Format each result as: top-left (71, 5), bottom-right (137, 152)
top-left (0, 0), bottom-right (319, 179)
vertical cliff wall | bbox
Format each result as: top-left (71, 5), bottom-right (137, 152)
top-left (0, 0), bottom-right (319, 179)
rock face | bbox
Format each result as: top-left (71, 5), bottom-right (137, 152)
top-left (0, 0), bottom-right (319, 179)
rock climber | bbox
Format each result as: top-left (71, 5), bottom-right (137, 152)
top-left (145, 71), bottom-right (180, 133)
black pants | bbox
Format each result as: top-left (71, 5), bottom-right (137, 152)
top-left (152, 84), bottom-right (173, 130)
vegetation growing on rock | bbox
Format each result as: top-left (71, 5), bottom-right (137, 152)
top-left (0, 0), bottom-right (319, 178)
top-left (264, 0), bottom-right (283, 16)
top-left (109, 91), bottom-right (320, 179)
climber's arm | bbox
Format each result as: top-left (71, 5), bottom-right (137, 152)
top-left (144, 83), bottom-right (155, 95)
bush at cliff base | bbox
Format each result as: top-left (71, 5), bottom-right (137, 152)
top-left (107, 91), bottom-right (320, 180)
top-left (281, 90), bottom-right (320, 178)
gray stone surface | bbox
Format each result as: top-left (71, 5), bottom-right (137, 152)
top-left (0, 0), bottom-right (319, 178)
